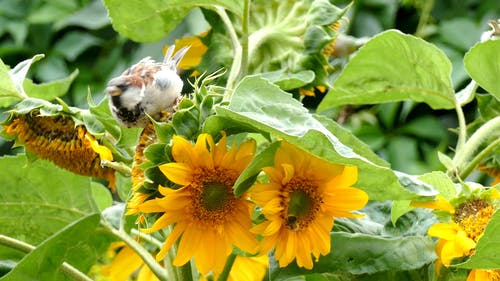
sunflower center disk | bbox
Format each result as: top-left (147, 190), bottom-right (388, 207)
top-left (283, 179), bottom-right (322, 231)
top-left (202, 182), bottom-right (231, 211)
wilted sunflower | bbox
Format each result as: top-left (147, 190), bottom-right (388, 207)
top-left (138, 133), bottom-right (258, 275)
top-left (250, 141), bottom-right (368, 269)
top-left (3, 113), bottom-right (115, 188)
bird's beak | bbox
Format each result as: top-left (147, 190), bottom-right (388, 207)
top-left (106, 85), bottom-right (123, 96)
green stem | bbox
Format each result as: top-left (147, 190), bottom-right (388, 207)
top-left (454, 99), bottom-right (468, 155)
top-left (102, 223), bottom-right (169, 281)
top-left (453, 116), bottom-right (500, 177)
top-left (415, 0), bottom-right (434, 38)
top-left (459, 138), bottom-right (500, 180)
top-left (0, 235), bottom-right (92, 281)
top-left (215, 6), bottom-right (241, 101)
top-left (239, 0), bottom-right (251, 81)
top-left (175, 260), bottom-right (193, 281)
top-left (216, 253), bottom-right (236, 281)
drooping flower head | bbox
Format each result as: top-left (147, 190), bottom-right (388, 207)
top-left (250, 141), bottom-right (368, 269)
top-left (3, 113), bottom-right (115, 188)
top-left (138, 133), bottom-right (258, 275)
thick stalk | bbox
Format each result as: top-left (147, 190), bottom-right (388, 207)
top-left (0, 235), bottom-right (92, 281)
top-left (453, 116), bottom-right (500, 176)
top-left (215, 6), bottom-right (241, 101)
top-left (459, 138), bottom-right (500, 180)
top-left (239, 0), bottom-right (251, 81)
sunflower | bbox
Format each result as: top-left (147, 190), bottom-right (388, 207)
top-left (3, 113), bottom-right (115, 188)
top-left (426, 196), bottom-right (499, 278)
top-left (138, 133), bottom-right (258, 275)
top-left (250, 141), bottom-right (368, 269)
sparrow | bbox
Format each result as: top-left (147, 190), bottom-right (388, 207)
top-left (106, 45), bottom-right (190, 128)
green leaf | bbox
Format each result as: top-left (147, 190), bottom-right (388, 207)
top-left (270, 232), bottom-right (436, 279)
top-left (464, 39), bottom-right (500, 100)
top-left (90, 182), bottom-right (113, 212)
top-left (317, 30), bottom-right (456, 112)
top-left (54, 32), bottom-right (102, 61)
top-left (234, 141), bottom-right (280, 197)
top-left (23, 69), bottom-right (79, 101)
top-left (1, 214), bottom-right (105, 281)
top-left (9, 54), bottom-right (45, 96)
top-left (259, 70), bottom-right (315, 90)
top-left (456, 209), bottom-right (500, 269)
top-left (0, 59), bottom-right (21, 107)
top-left (0, 155), bottom-right (98, 245)
top-left (218, 76), bottom-right (415, 200)
top-left (477, 94), bottom-right (500, 120)
top-left (418, 171), bottom-right (457, 200)
top-left (54, 0), bottom-right (110, 30)
top-left (103, 0), bottom-right (243, 42)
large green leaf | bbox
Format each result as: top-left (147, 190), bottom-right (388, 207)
top-left (456, 209), bottom-right (500, 269)
top-left (1, 214), bottom-right (104, 281)
top-left (217, 76), bottom-right (418, 200)
top-left (103, 0), bottom-right (243, 42)
top-left (270, 232), bottom-right (436, 279)
top-left (464, 39), bottom-right (500, 100)
top-left (23, 69), bottom-right (79, 101)
top-left (0, 155), bottom-right (98, 245)
top-left (318, 30), bottom-right (456, 112)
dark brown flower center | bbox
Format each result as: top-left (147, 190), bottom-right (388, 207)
top-left (281, 177), bottom-right (322, 231)
top-left (191, 168), bottom-right (238, 225)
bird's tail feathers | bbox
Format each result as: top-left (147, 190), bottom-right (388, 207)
top-left (163, 45), bottom-right (190, 70)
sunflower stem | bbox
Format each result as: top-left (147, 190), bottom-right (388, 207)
top-left (239, 0), bottom-right (251, 81)
top-left (454, 99), bottom-right (468, 157)
top-left (215, 6), bottom-right (241, 101)
top-left (0, 234), bottom-right (92, 281)
top-left (453, 116), bottom-right (500, 179)
top-left (459, 138), bottom-right (500, 180)
top-left (217, 253), bottom-right (236, 281)
top-left (103, 222), bottom-right (169, 281)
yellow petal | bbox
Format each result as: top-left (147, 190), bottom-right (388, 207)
top-left (159, 163), bottom-right (192, 185)
top-left (157, 222), bottom-right (187, 261)
top-left (174, 225), bottom-right (201, 266)
top-left (171, 135), bottom-right (198, 167)
top-left (428, 223), bottom-right (460, 240)
top-left (411, 195), bottom-right (455, 213)
top-left (102, 246), bottom-right (142, 281)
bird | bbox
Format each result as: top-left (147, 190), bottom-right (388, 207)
top-left (106, 45), bottom-right (190, 128)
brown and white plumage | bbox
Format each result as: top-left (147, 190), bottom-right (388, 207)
top-left (106, 45), bottom-right (189, 127)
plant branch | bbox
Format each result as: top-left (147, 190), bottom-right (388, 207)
top-left (215, 6), bottom-right (241, 101)
top-left (0, 235), bottom-right (92, 281)
top-left (453, 116), bottom-right (500, 177)
top-left (459, 138), bottom-right (500, 180)
top-left (239, 0), bottom-right (251, 81)
top-left (102, 222), bottom-right (169, 281)
top-left (454, 99), bottom-right (468, 155)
